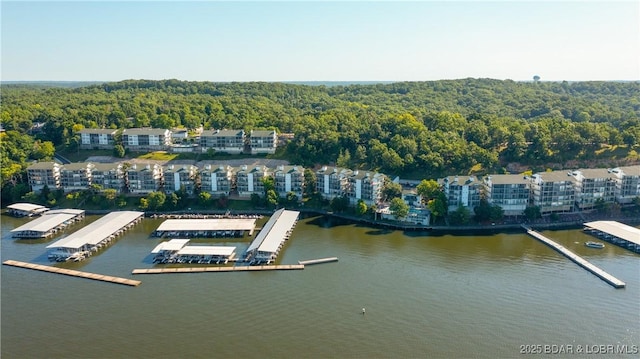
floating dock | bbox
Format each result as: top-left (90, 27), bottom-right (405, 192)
top-left (131, 264), bottom-right (304, 274)
top-left (245, 209), bottom-right (299, 264)
top-left (298, 257), bottom-right (339, 265)
top-left (523, 226), bottom-right (625, 289)
top-left (2, 260), bottom-right (141, 286)
top-left (6, 203), bottom-right (49, 217)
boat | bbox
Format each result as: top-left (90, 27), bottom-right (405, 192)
top-left (585, 241), bottom-right (605, 249)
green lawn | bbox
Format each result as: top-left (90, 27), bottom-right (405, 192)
top-left (136, 151), bottom-right (179, 161)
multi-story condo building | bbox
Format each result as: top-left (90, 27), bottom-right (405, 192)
top-left (571, 169), bottom-right (617, 211)
top-left (250, 130), bottom-right (277, 154)
top-left (484, 174), bottom-right (530, 216)
top-left (90, 163), bottom-right (125, 192)
top-left (236, 165), bottom-right (270, 197)
top-left (27, 162), bottom-right (61, 192)
top-left (610, 165), bottom-right (640, 205)
top-left (122, 128), bottom-right (171, 151)
top-left (127, 163), bottom-right (163, 194)
top-left (346, 170), bottom-right (384, 206)
top-left (316, 166), bottom-right (352, 200)
top-left (531, 171), bottom-right (575, 214)
top-left (163, 164), bottom-right (197, 195)
top-left (273, 165), bottom-right (304, 199)
top-left (199, 164), bottom-right (234, 196)
top-left (59, 163), bottom-right (94, 192)
top-left (200, 129), bottom-right (245, 154)
top-left (439, 175), bottom-right (482, 212)
top-left (79, 129), bottom-right (117, 149)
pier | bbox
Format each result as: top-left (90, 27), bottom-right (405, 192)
top-left (132, 264), bottom-right (304, 274)
top-left (523, 226), bottom-right (626, 289)
top-left (153, 218), bottom-right (257, 238)
top-left (3, 260), bottom-right (141, 286)
top-left (298, 257), bottom-right (339, 265)
top-left (245, 209), bottom-right (299, 264)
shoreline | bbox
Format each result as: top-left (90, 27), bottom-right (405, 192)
top-left (75, 207), bottom-right (640, 235)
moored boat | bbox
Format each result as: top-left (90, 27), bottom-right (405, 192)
top-left (585, 241), bottom-right (605, 249)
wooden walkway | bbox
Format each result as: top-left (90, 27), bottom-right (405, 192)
top-left (132, 264), bottom-right (304, 275)
top-left (523, 227), bottom-right (626, 289)
top-left (298, 257), bottom-right (339, 265)
top-left (2, 260), bottom-right (141, 287)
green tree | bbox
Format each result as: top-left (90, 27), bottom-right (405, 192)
top-left (449, 206), bottom-right (471, 225)
top-left (303, 169), bottom-right (317, 197)
top-left (103, 189), bottom-right (117, 205)
top-left (356, 199), bottom-right (368, 216)
top-left (427, 192), bottom-right (448, 222)
top-left (389, 197), bottom-right (409, 219)
top-left (416, 179), bottom-right (440, 202)
top-left (147, 191), bottom-right (166, 210)
top-left (139, 198), bottom-right (149, 210)
top-left (32, 140), bottom-right (55, 160)
top-left (113, 144), bottom-right (126, 158)
top-left (199, 191), bottom-right (212, 205)
top-left (523, 206), bottom-right (542, 220)
top-left (383, 180), bottom-right (402, 201)
top-left (266, 189), bottom-right (278, 208)
top-left (330, 196), bottom-right (350, 213)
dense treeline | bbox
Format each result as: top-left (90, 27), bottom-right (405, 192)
top-left (2, 79), bottom-right (639, 202)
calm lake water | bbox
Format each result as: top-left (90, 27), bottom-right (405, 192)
top-left (2, 214), bottom-right (639, 358)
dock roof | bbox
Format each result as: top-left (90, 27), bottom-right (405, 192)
top-left (584, 221), bottom-right (640, 246)
top-left (11, 210), bottom-right (84, 235)
top-left (7, 203), bottom-right (49, 213)
top-left (246, 209), bottom-right (299, 254)
top-left (151, 239), bottom-right (191, 253)
top-left (155, 218), bottom-right (256, 232)
top-left (47, 211), bottom-right (143, 250)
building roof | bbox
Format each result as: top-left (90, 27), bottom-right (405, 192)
top-left (123, 128), bottom-right (170, 136)
top-left (61, 163), bottom-right (91, 171)
top-left (11, 210), bottom-right (84, 235)
top-left (79, 129), bottom-right (117, 135)
top-left (91, 163), bottom-right (122, 172)
top-left (614, 165), bottom-right (640, 177)
top-left (576, 168), bottom-right (617, 179)
top-left (440, 175), bottom-right (479, 186)
top-left (485, 174), bottom-right (530, 185)
top-left (251, 130), bottom-right (276, 137)
top-left (46, 211), bottom-right (143, 250)
top-left (350, 170), bottom-right (380, 180)
top-left (7, 203), bottom-right (49, 213)
top-left (274, 165), bottom-right (303, 174)
top-left (584, 221), bottom-right (640, 246)
top-left (27, 162), bottom-right (58, 170)
top-left (246, 209), bottom-right (299, 254)
top-left (155, 218), bottom-right (256, 232)
top-left (201, 129), bottom-right (244, 137)
top-left (164, 164), bottom-right (196, 173)
top-left (151, 239), bottom-right (191, 253)
top-left (534, 171), bottom-right (575, 183)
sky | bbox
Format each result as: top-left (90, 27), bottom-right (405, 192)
top-left (1, 1), bottom-right (639, 82)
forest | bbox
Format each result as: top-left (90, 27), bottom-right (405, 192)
top-left (1, 78), bottom-right (639, 203)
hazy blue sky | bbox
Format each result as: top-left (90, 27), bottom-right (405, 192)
top-left (2, 1), bottom-right (638, 82)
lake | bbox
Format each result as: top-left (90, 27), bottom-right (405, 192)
top-left (1, 214), bottom-right (638, 358)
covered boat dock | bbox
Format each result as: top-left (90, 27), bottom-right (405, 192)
top-left (245, 209), bottom-right (299, 264)
top-left (10, 209), bottom-right (85, 238)
top-left (151, 238), bottom-right (237, 264)
top-left (6, 203), bottom-right (49, 217)
top-left (153, 218), bottom-right (256, 238)
top-left (46, 211), bottom-right (144, 262)
top-left (583, 221), bottom-right (640, 254)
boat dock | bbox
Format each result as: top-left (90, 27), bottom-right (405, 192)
top-left (2, 260), bottom-right (141, 286)
top-left (10, 209), bottom-right (85, 239)
top-left (245, 209), bottom-right (299, 264)
top-left (153, 218), bottom-right (257, 238)
top-left (132, 264), bottom-right (304, 274)
top-left (298, 257), bottom-right (339, 265)
top-left (523, 226), bottom-right (626, 289)
top-left (46, 211), bottom-right (144, 262)
top-left (583, 221), bottom-right (640, 254)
